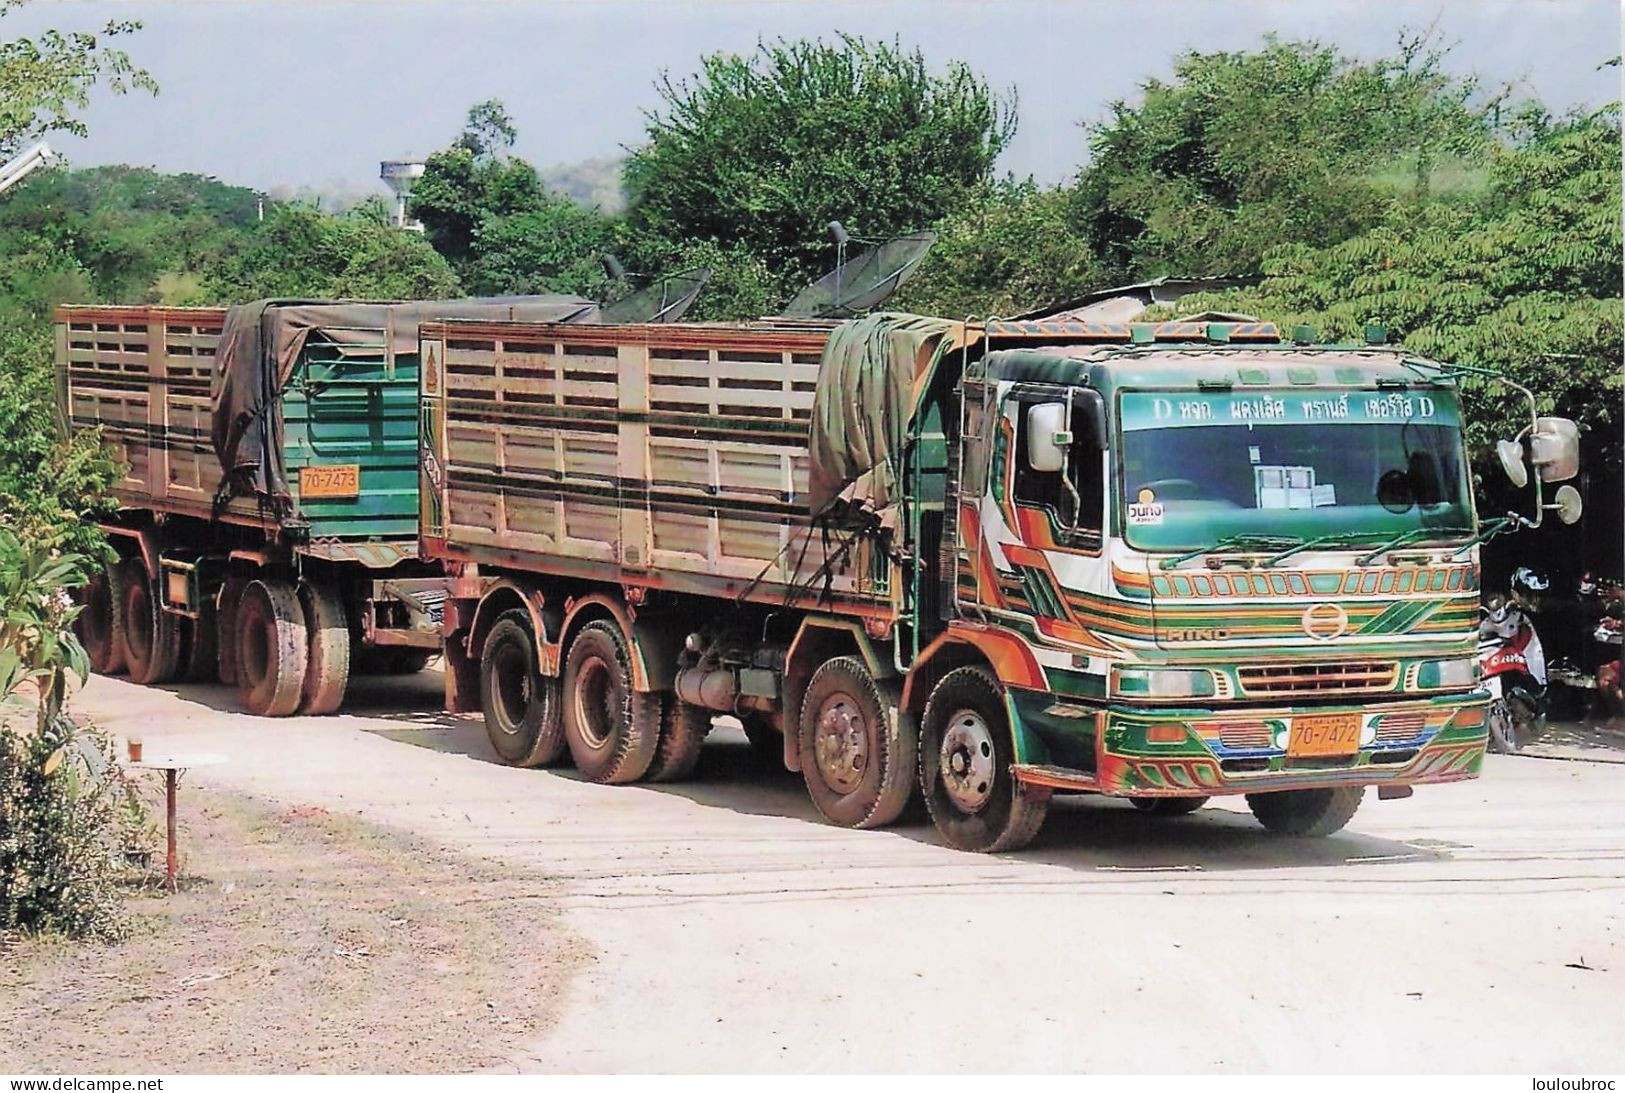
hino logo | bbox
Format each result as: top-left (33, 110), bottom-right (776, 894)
top-left (1162, 627), bottom-right (1229, 641)
top-left (1303, 602), bottom-right (1350, 640)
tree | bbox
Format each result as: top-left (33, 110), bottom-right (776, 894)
top-left (454, 98), bottom-right (517, 159)
top-left (413, 101), bottom-right (616, 298)
top-left (0, 0), bottom-right (155, 157)
top-left (1074, 33), bottom-right (1498, 279)
top-left (895, 179), bottom-right (1108, 317)
top-left (1154, 104), bottom-right (1622, 517)
top-left (623, 35), bottom-right (1016, 295)
top-left (208, 204), bottom-right (461, 301)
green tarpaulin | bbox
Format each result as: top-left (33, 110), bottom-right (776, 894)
top-left (807, 312), bottom-right (956, 517)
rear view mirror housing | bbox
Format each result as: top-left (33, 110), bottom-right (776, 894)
top-left (1026, 402), bottom-right (1070, 473)
top-left (1530, 417), bottom-right (1580, 482)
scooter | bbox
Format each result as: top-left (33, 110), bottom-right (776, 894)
top-left (1478, 586), bottom-right (1548, 753)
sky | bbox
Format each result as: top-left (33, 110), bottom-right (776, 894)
top-left (8, 0), bottom-right (1621, 200)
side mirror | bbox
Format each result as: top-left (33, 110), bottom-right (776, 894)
top-left (1026, 402), bottom-right (1070, 473)
top-left (1531, 417), bottom-right (1580, 482)
top-left (1551, 484), bottom-right (1583, 525)
top-left (1496, 440), bottom-right (1528, 489)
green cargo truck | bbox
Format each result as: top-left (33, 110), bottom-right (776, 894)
top-left (58, 296), bottom-right (596, 715)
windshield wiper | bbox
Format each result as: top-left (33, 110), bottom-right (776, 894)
top-left (1159, 534), bottom-right (1302, 571)
top-left (1261, 532), bottom-right (1391, 568)
top-left (1355, 525), bottom-right (1475, 566)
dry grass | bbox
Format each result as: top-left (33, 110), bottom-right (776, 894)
top-left (0, 789), bottom-right (590, 1074)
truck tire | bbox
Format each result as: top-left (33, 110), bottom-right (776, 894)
top-left (561, 620), bottom-right (660, 784)
top-left (120, 560), bottom-right (182, 685)
top-left (919, 666), bottom-right (1050, 852)
top-left (798, 655), bottom-right (915, 829)
top-left (76, 562), bottom-right (127, 675)
top-left (180, 595), bottom-right (219, 682)
top-left (234, 578), bottom-right (307, 717)
top-left (298, 580), bottom-right (351, 715)
top-left (215, 576), bottom-right (249, 687)
top-left (1131, 796), bottom-right (1208, 817)
top-left (480, 611), bottom-right (566, 767)
top-left (1246, 787), bottom-right (1364, 837)
top-left (646, 697), bottom-right (710, 782)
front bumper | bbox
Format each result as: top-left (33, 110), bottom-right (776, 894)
top-left (1007, 689), bottom-right (1489, 797)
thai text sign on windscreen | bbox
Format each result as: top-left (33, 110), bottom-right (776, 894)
top-left (1118, 390), bottom-right (1459, 431)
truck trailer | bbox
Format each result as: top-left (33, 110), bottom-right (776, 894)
top-left (420, 310), bottom-right (1580, 851)
top-left (58, 296), bottom-right (596, 716)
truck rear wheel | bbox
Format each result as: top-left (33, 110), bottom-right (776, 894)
top-left (180, 596), bottom-right (219, 683)
top-left (919, 666), bottom-right (1050, 852)
top-left (120, 561), bottom-right (182, 685)
top-left (215, 576), bottom-right (249, 687)
top-left (76, 563), bottom-right (127, 675)
top-left (480, 611), bottom-right (566, 767)
top-left (562, 620), bottom-right (660, 783)
top-left (798, 656), bottom-right (915, 829)
top-left (1131, 797), bottom-right (1208, 817)
top-left (298, 581), bottom-right (351, 715)
top-left (234, 578), bottom-right (307, 717)
top-left (646, 697), bottom-right (710, 782)
top-left (1246, 787), bottom-right (1364, 837)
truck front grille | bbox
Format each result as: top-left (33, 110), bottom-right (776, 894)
top-left (1237, 661), bottom-right (1398, 699)
top-left (1216, 720), bottom-right (1275, 750)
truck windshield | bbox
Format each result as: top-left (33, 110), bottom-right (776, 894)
top-left (1118, 389), bottom-right (1475, 553)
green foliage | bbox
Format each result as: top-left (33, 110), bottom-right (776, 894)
top-left (1153, 106), bottom-right (1623, 486)
top-left (0, 166), bottom-right (260, 309)
top-left (623, 35), bottom-right (1015, 297)
top-left (0, 717), bottom-right (127, 941)
top-left (0, 529), bottom-right (125, 942)
top-left (0, 0), bottom-right (155, 157)
top-left (208, 204), bottom-right (461, 301)
top-left (0, 529), bottom-right (89, 727)
top-left (1075, 32), bottom-right (1498, 279)
top-left (412, 104), bottom-right (615, 297)
top-left (618, 236), bottom-right (778, 322)
top-left (0, 319), bottom-right (119, 557)
top-left (894, 179), bottom-right (1108, 317)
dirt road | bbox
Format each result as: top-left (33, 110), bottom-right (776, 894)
top-left (65, 672), bottom-right (1625, 1073)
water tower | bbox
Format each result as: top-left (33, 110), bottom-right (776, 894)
top-left (380, 159), bottom-right (426, 230)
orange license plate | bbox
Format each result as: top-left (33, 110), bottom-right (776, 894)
top-left (1288, 713), bottom-right (1362, 757)
top-left (300, 463), bottom-right (360, 499)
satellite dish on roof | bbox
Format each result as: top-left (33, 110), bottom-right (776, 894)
top-left (598, 259), bottom-right (713, 324)
top-left (780, 226), bottom-right (937, 319)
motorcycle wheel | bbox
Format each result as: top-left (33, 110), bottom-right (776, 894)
top-left (1486, 699), bottom-right (1519, 754)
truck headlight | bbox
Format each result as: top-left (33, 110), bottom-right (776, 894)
top-left (1418, 658), bottom-right (1478, 689)
top-left (1113, 667), bottom-right (1216, 699)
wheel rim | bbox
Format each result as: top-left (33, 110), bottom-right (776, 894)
top-left (940, 707), bottom-right (997, 813)
top-left (573, 656), bottom-right (613, 749)
top-left (492, 642), bottom-right (531, 735)
top-left (125, 579), bottom-right (152, 665)
top-left (813, 690), bottom-right (869, 794)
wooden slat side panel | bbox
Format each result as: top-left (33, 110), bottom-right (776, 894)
top-left (58, 306), bottom-right (226, 511)
top-left (435, 324), bottom-right (883, 605)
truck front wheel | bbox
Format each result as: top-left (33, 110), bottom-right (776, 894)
top-left (1246, 787), bottom-right (1364, 837)
top-left (798, 656), bottom-right (914, 829)
top-left (561, 620), bottom-right (660, 783)
top-left (234, 579), bottom-right (307, 717)
top-left (919, 666), bottom-right (1050, 852)
top-left (480, 611), bottom-right (565, 767)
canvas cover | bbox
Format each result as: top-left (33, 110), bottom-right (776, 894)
top-left (806, 312), bottom-right (957, 517)
top-left (210, 295), bottom-right (599, 512)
